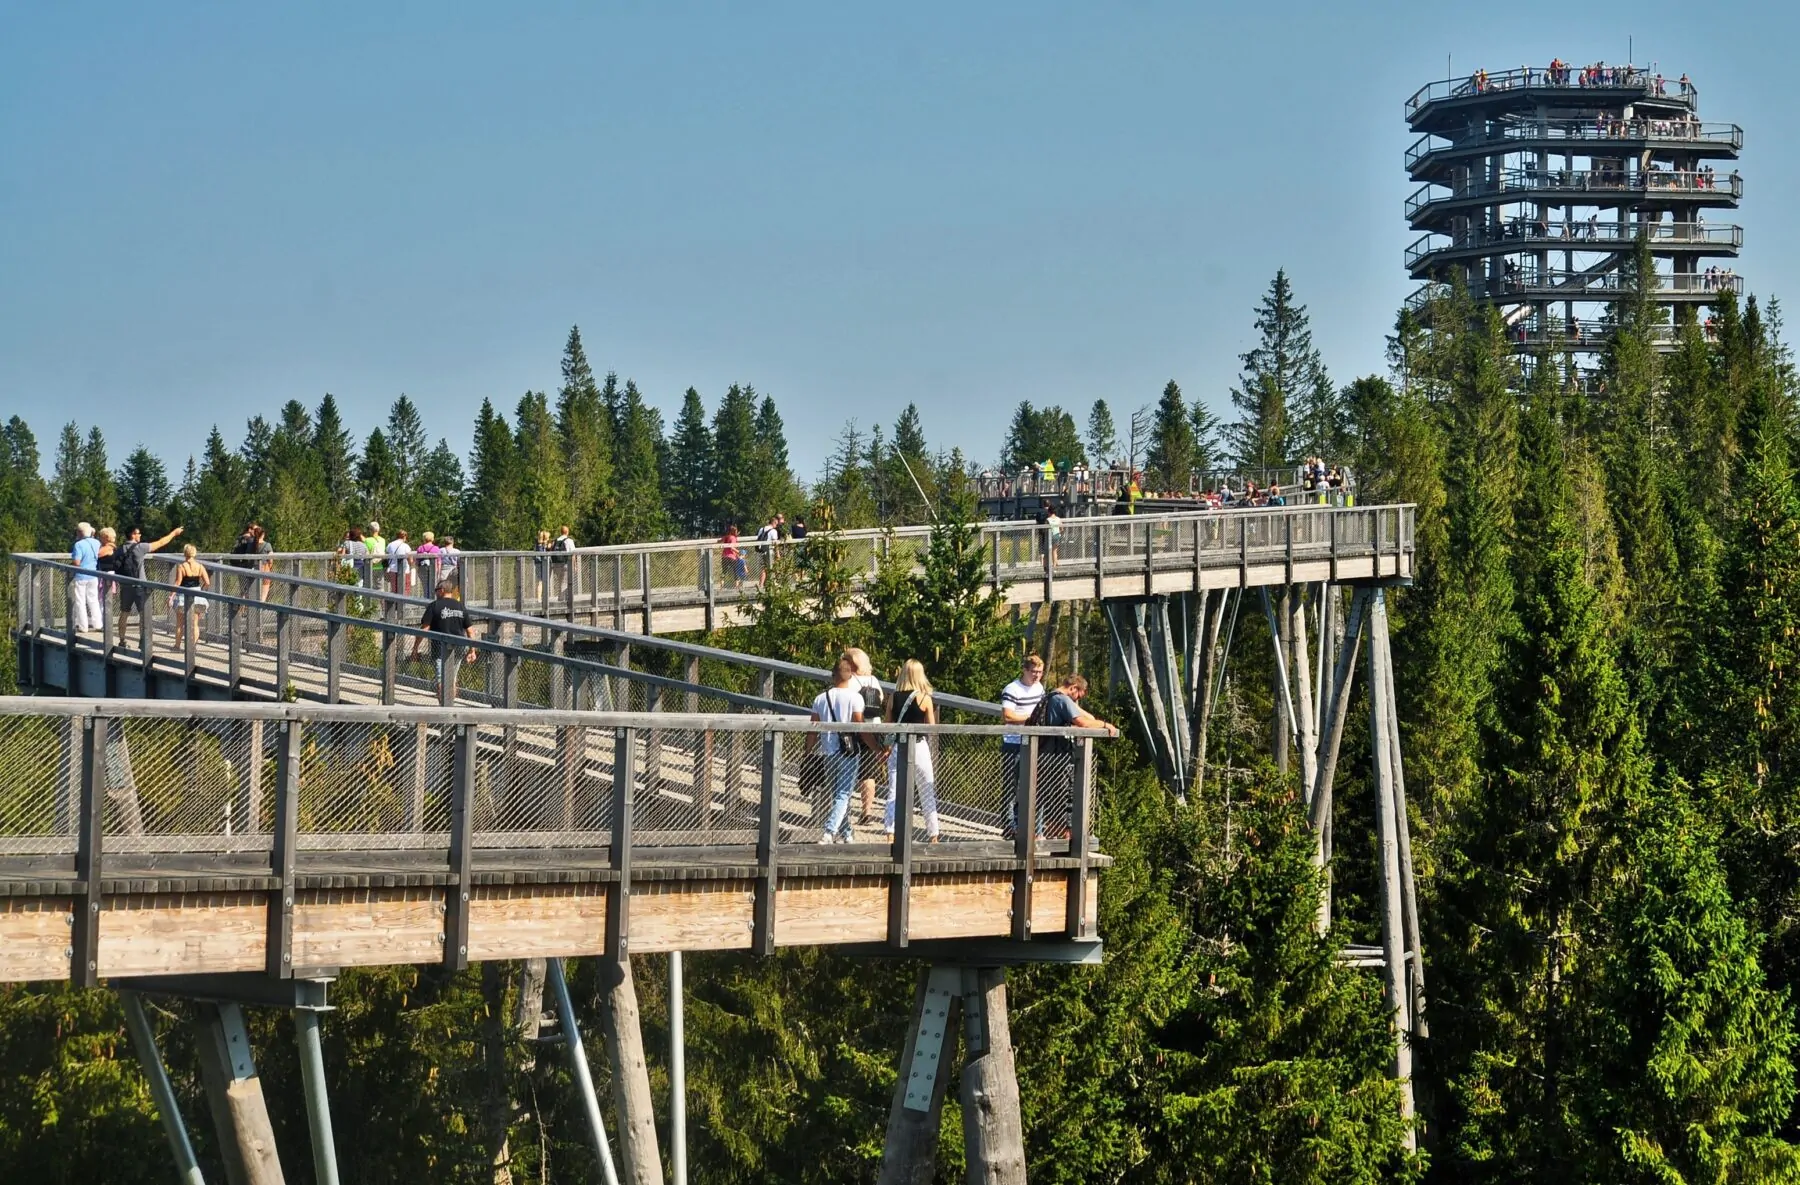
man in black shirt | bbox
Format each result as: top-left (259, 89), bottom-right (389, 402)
top-left (410, 580), bottom-right (476, 697)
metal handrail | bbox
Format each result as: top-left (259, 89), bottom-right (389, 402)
top-left (1406, 65), bottom-right (1694, 118)
top-left (1407, 222), bottom-right (1742, 267)
top-left (1406, 119), bottom-right (1742, 168)
top-left (1408, 169), bottom-right (1742, 218)
top-left (11, 556), bottom-right (804, 715)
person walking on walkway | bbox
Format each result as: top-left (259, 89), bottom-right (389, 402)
top-left (409, 579), bottom-right (476, 698)
top-left (755, 514), bottom-right (780, 587)
top-left (846, 647), bottom-right (888, 826)
top-left (884, 660), bottom-right (941, 841)
top-left (809, 655), bottom-right (865, 843)
top-left (387, 529), bottom-right (413, 596)
top-left (364, 522), bottom-right (387, 588)
top-left (113, 524), bottom-right (183, 647)
top-left (69, 523), bottom-right (103, 633)
top-left (170, 544), bottom-right (211, 649)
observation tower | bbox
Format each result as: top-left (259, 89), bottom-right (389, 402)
top-left (1404, 63), bottom-right (1743, 353)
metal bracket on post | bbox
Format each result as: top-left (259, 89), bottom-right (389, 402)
top-left (1010, 738), bottom-right (1038, 943)
top-left (901, 966), bottom-right (962, 1112)
top-left (888, 738), bottom-right (914, 949)
top-left (754, 732), bottom-right (780, 955)
top-left (73, 715), bottom-right (105, 988)
top-left (267, 721), bottom-right (301, 979)
top-left (445, 723), bottom-right (476, 970)
top-left (608, 727), bottom-right (637, 965)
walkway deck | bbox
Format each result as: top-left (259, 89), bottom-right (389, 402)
top-left (0, 701), bottom-right (1105, 983)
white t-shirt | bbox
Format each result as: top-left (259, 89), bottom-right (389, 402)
top-left (1001, 677), bottom-right (1046, 746)
top-left (810, 686), bottom-right (864, 755)
top-left (387, 539), bottom-right (412, 573)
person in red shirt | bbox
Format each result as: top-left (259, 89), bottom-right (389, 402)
top-left (720, 526), bottom-right (746, 587)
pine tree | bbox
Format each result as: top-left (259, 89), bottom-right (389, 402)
top-left (1230, 269), bottom-right (1328, 470)
top-left (1, 418), bottom-right (51, 550)
top-left (710, 384), bottom-right (760, 530)
top-left (1290, 372), bottom-right (1348, 463)
top-left (115, 447), bottom-right (173, 537)
top-left (461, 399), bottom-right (519, 549)
top-left (556, 327), bottom-right (616, 531)
top-left (591, 380), bottom-right (669, 544)
top-left (1000, 403), bottom-right (1084, 473)
top-left (418, 440), bottom-right (465, 538)
top-left (818, 423), bottom-right (877, 528)
top-left (386, 395), bottom-right (430, 523)
top-left (357, 428), bottom-right (400, 526)
top-left (50, 423), bottom-right (117, 531)
top-left (885, 402), bottom-right (933, 524)
top-left (185, 427), bottom-right (248, 547)
top-left (666, 388), bottom-right (716, 535)
top-left (751, 393), bottom-right (803, 517)
top-left (1189, 399), bottom-right (1224, 477)
top-left (1087, 399), bottom-right (1119, 466)
top-left (512, 391), bottom-right (571, 540)
top-left (313, 393), bottom-right (358, 517)
top-left (1145, 380), bottom-right (1197, 492)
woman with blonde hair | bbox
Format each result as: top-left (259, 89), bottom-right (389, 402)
top-left (170, 543), bottom-right (210, 648)
top-left (885, 659), bottom-right (941, 841)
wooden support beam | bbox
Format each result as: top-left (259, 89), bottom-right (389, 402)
top-left (878, 965), bottom-right (962, 1185)
top-left (597, 956), bottom-right (665, 1185)
top-left (959, 967), bottom-right (1027, 1185)
top-left (193, 1001), bottom-right (287, 1185)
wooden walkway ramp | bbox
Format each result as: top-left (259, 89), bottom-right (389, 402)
top-left (0, 699), bottom-right (1104, 984)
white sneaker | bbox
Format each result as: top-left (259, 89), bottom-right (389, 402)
top-left (842, 828), bottom-right (856, 844)
top-left (819, 833), bottom-right (833, 844)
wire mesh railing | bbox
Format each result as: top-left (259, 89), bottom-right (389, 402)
top-left (0, 700), bottom-right (1103, 862)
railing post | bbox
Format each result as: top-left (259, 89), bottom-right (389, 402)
top-left (72, 714), bottom-right (105, 987)
top-left (514, 554), bottom-right (526, 616)
top-left (613, 554), bottom-right (626, 630)
top-left (1094, 521), bottom-right (1107, 599)
top-left (445, 722), bottom-right (476, 970)
top-left (274, 612), bottom-right (292, 699)
top-left (991, 531), bottom-right (1001, 590)
top-left (1010, 737), bottom-right (1038, 944)
top-left (608, 727), bottom-right (637, 965)
top-left (640, 552), bottom-right (654, 634)
top-left (754, 731), bottom-right (781, 955)
top-left (1238, 515), bottom-right (1250, 587)
top-left (703, 549), bottom-right (716, 634)
top-left (225, 601), bottom-right (242, 694)
top-left (138, 583), bottom-right (154, 675)
top-left (888, 734), bottom-right (914, 949)
top-left (381, 628), bottom-right (398, 705)
top-left (1329, 510), bottom-right (1340, 582)
top-left (1142, 520), bottom-right (1155, 595)
top-left (267, 720), bottom-right (301, 978)
top-left (327, 592), bottom-right (345, 704)
top-left (1285, 512), bottom-right (1295, 584)
top-left (1065, 737), bottom-right (1095, 939)
top-left (182, 604), bottom-right (198, 685)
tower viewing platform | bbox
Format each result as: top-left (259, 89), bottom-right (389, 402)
top-left (1403, 62), bottom-right (1743, 353)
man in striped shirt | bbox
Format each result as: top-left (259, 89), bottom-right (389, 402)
top-left (1000, 654), bottom-right (1047, 838)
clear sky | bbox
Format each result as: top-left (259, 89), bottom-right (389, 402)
top-left (1, 2), bottom-right (1789, 481)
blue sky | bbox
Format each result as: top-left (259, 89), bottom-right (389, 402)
top-left (1, 2), bottom-right (1789, 481)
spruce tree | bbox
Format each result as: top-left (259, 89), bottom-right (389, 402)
top-left (1229, 269), bottom-right (1327, 470)
top-left (709, 384), bottom-right (760, 529)
top-left (1087, 399), bottom-right (1119, 466)
top-left (114, 447), bottom-right (173, 536)
top-left (313, 393), bottom-right (358, 517)
top-left (186, 427), bottom-right (248, 547)
top-left (512, 391), bottom-right (571, 539)
top-left (385, 395), bottom-right (430, 524)
top-left (555, 327), bottom-right (615, 531)
top-left (418, 440), bottom-right (464, 538)
top-left (461, 399), bottom-right (519, 549)
top-left (1189, 398), bottom-right (1224, 477)
top-left (1290, 372), bottom-right (1348, 463)
top-left (356, 428), bottom-right (399, 526)
top-left (666, 388), bottom-right (715, 534)
top-left (1145, 380), bottom-right (1196, 492)
top-left (884, 402), bottom-right (933, 524)
top-left (51, 423), bottom-right (117, 531)
top-left (591, 380), bottom-right (670, 544)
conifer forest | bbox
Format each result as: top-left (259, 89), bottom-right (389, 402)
top-left (7, 261), bottom-right (1800, 1183)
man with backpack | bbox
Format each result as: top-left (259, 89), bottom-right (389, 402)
top-left (755, 514), bottom-right (781, 587)
top-left (1036, 674), bottom-right (1118, 838)
top-left (113, 524), bottom-right (184, 647)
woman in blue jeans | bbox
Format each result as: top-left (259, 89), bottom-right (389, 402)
top-left (809, 655), bottom-right (866, 842)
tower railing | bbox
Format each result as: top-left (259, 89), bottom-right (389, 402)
top-left (1407, 221), bottom-right (1742, 267)
top-left (1406, 120), bottom-right (1742, 169)
top-left (1406, 64), bottom-right (1692, 118)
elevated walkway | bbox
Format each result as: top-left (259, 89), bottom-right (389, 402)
top-left (0, 698), bottom-right (1104, 983)
top-left (59, 504), bottom-right (1413, 637)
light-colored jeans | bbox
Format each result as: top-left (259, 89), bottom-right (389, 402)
top-left (820, 748), bottom-right (860, 840)
top-left (885, 739), bottom-right (940, 837)
top-left (69, 578), bottom-right (102, 632)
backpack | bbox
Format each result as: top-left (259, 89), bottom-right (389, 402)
top-left (114, 544), bottom-right (145, 581)
top-left (857, 682), bottom-right (890, 753)
top-left (227, 534), bottom-right (257, 569)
